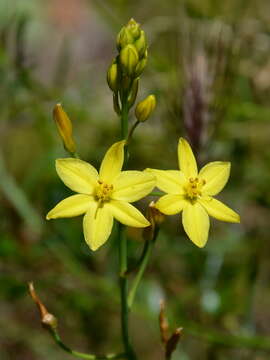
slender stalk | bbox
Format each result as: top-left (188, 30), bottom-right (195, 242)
top-left (127, 239), bottom-right (154, 309)
top-left (50, 329), bottom-right (126, 360)
top-left (127, 223), bottom-right (160, 310)
top-left (118, 97), bottom-right (137, 360)
top-left (126, 120), bottom-right (140, 144)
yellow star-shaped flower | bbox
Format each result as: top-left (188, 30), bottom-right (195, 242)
top-left (47, 141), bottom-right (156, 251)
top-left (147, 138), bottom-right (240, 247)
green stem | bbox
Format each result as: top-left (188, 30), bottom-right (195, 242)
top-left (50, 329), bottom-right (125, 359)
top-left (127, 240), bottom-right (154, 309)
top-left (118, 97), bottom-right (137, 360)
top-left (126, 120), bottom-right (140, 144)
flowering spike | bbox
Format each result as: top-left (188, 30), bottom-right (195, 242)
top-left (53, 104), bottom-right (76, 154)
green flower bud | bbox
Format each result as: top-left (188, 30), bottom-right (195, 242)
top-left (126, 18), bottom-right (141, 40)
top-left (107, 61), bottom-right (119, 92)
top-left (117, 27), bottom-right (133, 50)
top-left (134, 56), bottom-right (147, 77)
top-left (127, 78), bottom-right (139, 108)
top-left (120, 44), bottom-right (139, 76)
top-left (135, 94), bottom-right (156, 122)
top-left (134, 30), bottom-right (147, 58)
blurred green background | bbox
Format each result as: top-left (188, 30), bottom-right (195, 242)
top-left (1, 0), bottom-right (270, 359)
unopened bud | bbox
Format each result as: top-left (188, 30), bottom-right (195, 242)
top-left (120, 44), bottom-right (139, 76)
top-left (107, 61), bottom-right (120, 92)
top-left (159, 300), bottom-right (169, 344)
top-left (148, 201), bottom-right (165, 227)
top-left (117, 27), bottom-right (133, 50)
top-left (53, 104), bottom-right (76, 154)
top-left (143, 201), bottom-right (164, 241)
top-left (134, 30), bottom-right (147, 58)
top-left (127, 78), bottom-right (139, 107)
top-left (135, 95), bottom-right (156, 122)
top-left (134, 56), bottom-right (147, 77)
top-left (28, 282), bottom-right (58, 331)
top-left (126, 18), bottom-right (141, 40)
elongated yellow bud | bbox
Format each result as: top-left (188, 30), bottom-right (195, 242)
top-left (134, 30), bottom-right (147, 58)
top-left (53, 104), bottom-right (76, 154)
top-left (107, 61), bottom-right (119, 92)
top-left (134, 57), bottom-right (147, 77)
top-left (120, 44), bottom-right (139, 76)
top-left (116, 27), bottom-right (133, 50)
top-left (135, 95), bottom-right (156, 122)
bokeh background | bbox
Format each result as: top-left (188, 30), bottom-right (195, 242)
top-left (1, 0), bottom-right (270, 359)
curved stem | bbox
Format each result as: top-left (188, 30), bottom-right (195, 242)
top-left (127, 240), bottom-right (154, 310)
top-left (50, 329), bottom-right (126, 359)
top-left (126, 120), bottom-right (140, 144)
top-left (128, 227), bottom-right (160, 310)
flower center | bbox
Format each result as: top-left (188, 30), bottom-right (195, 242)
top-left (95, 180), bottom-right (113, 203)
top-left (184, 177), bottom-right (206, 200)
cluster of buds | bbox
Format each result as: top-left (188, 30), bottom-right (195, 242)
top-left (107, 19), bottom-right (156, 121)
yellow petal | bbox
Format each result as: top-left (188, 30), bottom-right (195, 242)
top-left (156, 194), bottom-right (187, 215)
top-left (178, 138), bottom-right (198, 178)
top-left (56, 158), bottom-right (98, 194)
top-left (83, 202), bottom-right (113, 251)
top-left (199, 161), bottom-right (231, 196)
top-left (46, 194), bottom-right (93, 219)
top-left (99, 140), bottom-right (126, 183)
top-left (107, 200), bottom-right (150, 227)
top-left (182, 202), bottom-right (209, 247)
top-left (145, 169), bottom-right (186, 194)
top-left (199, 196), bottom-right (240, 223)
top-left (112, 171), bottom-right (155, 202)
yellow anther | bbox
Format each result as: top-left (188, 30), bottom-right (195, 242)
top-left (95, 181), bottom-right (114, 203)
top-left (185, 177), bottom-right (206, 200)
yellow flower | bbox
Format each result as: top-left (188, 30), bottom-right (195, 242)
top-left (147, 138), bottom-right (240, 248)
top-left (47, 141), bottom-right (155, 251)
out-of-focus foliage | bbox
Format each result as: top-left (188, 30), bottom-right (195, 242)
top-left (1, 0), bottom-right (270, 359)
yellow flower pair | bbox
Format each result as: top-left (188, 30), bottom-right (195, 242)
top-left (47, 138), bottom-right (240, 250)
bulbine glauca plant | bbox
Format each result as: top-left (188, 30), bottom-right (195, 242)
top-left (29, 19), bottom-right (240, 360)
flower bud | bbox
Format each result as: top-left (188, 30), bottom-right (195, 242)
top-left (28, 282), bottom-right (58, 331)
top-left (107, 61), bottom-right (119, 92)
top-left (117, 27), bottom-right (133, 50)
top-left (134, 30), bottom-right (147, 58)
top-left (126, 18), bottom-right (141, 40)
top-left (134, 56), bottom-right (147, 77)
top-left (127, 78), bottom-right (139, 107)
top-left (53, 104), bottom-right (76, 154)
top-left (143, 201), bottom-right (165, 242)
top-left (135, 95), bottom-right (156, 122)
top-left (120, 44), bottom-right (139, 76)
